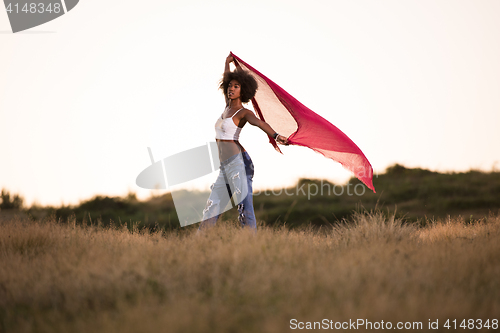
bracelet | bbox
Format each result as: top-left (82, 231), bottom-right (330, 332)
top-left (273, 132), bottom-right (279, 139)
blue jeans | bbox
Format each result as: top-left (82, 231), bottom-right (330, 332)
top-left (199, 151), bottom-right (256, 230)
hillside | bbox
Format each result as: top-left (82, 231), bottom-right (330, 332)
top-left (3, 164), bottom-right (500, 230)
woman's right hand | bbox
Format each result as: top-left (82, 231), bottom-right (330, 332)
top-left (224, 54), bottom-right (234, 73)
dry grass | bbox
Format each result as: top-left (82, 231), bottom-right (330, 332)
top-left (0, 212), bottom-right (499, 333)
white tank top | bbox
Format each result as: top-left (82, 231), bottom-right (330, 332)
top-left (215, 107), bottom-right (244, 140)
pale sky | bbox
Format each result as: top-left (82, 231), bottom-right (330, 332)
top-left (1, 0), bottom-right (500, 206)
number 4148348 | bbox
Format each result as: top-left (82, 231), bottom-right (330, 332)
top-left (444, 319), bottom-right (498, 330)
top-left (5, 3), bottom-right (62, 14)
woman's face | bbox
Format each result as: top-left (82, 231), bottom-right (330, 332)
top-left (227, 80), bottom-right (241, 100)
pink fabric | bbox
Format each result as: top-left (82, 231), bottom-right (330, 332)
top-left (231, 52), bottom-right (376, 192)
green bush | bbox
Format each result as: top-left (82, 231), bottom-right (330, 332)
top-left (0, 189), bottom-right (23, 210)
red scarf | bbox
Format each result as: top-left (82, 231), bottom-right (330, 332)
top-left (232, 52), bottom-right (375, 192)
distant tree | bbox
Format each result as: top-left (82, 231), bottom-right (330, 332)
top-left (0, 189), bottom-right (24, 210)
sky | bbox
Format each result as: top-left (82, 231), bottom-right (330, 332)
top-left (1, 0), bottom-right (500, 206)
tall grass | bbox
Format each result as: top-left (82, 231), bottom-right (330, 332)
top-left (1, 213), bottom-right (499, 333)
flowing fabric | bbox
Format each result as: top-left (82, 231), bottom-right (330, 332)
top-left (231, 52), bottom-right (376, 192)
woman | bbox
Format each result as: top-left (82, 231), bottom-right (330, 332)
top-left (199, 54), bottom-right (288, 230)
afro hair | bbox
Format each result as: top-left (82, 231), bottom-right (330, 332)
top-left (219, 69), bottom-right (258, 104)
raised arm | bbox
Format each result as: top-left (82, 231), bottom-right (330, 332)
top-left (222, 54), bottom-right (234, 105)
top-left (243, 110), bottom-right (289, 145)
top-left (224, 54), bottom-right (233, 74)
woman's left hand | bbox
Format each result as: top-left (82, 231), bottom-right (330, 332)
top-left (276, 135), bottom-right (289, 145)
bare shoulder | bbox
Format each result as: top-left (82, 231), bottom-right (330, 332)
top-left (241, 108), bottom-right (256, 118)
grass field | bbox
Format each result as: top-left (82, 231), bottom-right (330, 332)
top-left (1, 212), bottom-right (499, 332)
